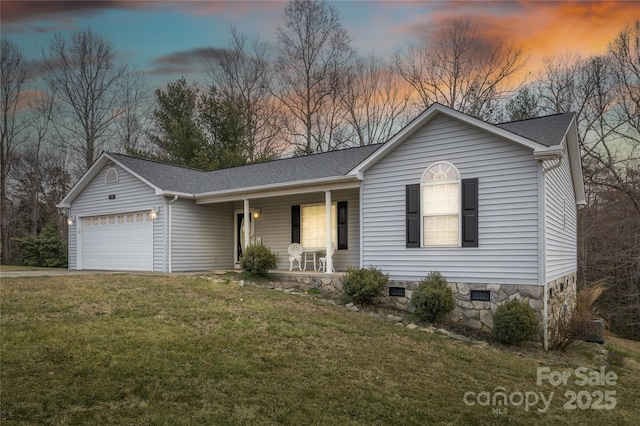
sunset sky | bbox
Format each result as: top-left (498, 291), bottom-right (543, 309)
top-left (2, 0), bottom-right (639, 89)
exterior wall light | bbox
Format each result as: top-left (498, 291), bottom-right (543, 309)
top-left (67, 216), bottom-right (75, 225)
top-left (253, 208), bottom-right (261, 219)
top-left (150, 208), bottom-right (158, 220)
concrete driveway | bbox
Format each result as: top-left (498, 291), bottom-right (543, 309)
top-left (0, 269), bottom-right (181, 278)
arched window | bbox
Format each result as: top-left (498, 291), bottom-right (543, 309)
top-left (105, 167), bottom-right (118, 184)
top-left (421, 162), bottom-right (460, 246)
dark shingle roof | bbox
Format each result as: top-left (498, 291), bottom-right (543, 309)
top-left (109, 144), bottom-right (381, 195)
top-left (496, 113), bottom-right (575, 147)
top-left (108, 113), bottom-right (573, 195)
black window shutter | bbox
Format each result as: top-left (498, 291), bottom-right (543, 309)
top-left (406, 184), bottom-right (420, 248)
top-left (462, 178), bottom-right (478, 247)
top-left (291, 205), bottom-right (301, 244)
top-left (337, 201), bottom-right (348, 250)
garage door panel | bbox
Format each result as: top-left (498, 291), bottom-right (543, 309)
top-left (81, 212), bottom-right (153, 271)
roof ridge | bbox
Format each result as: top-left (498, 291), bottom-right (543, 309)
top-left (107, 152), bottom-right (209, 173)
top-left (222, 143), bottom-right (384, 168)
top-left (496, 112), bottom-right (574, 126)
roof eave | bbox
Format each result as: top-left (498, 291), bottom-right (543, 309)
top-left (57, 153), bottom-right (111, 209)
top-left (194, 175), bottom-right (360, 203)
top-left (533, 146), bottom-right (564, 161)
top-left (57, 153), bottom-right (167, 209)
top-left (566, 116), bottom-right (586, 205)
top-left (534, 116), bottom-right (586, 206)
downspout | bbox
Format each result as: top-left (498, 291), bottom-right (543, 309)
top-left (168, 195), bottom-right (178, 273)
top-left (539, 154), bottom-right (563, 350)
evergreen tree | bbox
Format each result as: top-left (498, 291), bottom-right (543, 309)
top-left (196, 85), bottom-right (247, 170)
top-left (147, 78), bottom-right (205, 168)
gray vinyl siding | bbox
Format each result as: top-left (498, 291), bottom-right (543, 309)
top-left (544, 141), bottom-right (578, 282)
top-left (234, 188), bottom-right (360, 271)
top-left (68, 163), bottom-right (165, 271)
top-left (169, 199), bottom-right (233, 271)
top-left (362, 114), bottom-right (540, 285)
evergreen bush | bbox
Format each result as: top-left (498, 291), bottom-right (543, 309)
top-left (16, 222), bottom-right (67, 268)
top-left (411, 271), bottom-right (455, 322)
top-left (239, 244), bottom-right (277, 276)
top-left (493, 298), bottom-right (539, 344)
top-left (342, 266), bottom-right (389, 304)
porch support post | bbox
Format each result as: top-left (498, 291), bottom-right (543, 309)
top-left (325, 191), bottom-right (333, 273)
top-left (243, 198), bottom-right (250, 251)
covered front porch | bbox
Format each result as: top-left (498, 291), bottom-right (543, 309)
top-left (189, 182), bottom-right (362, 274)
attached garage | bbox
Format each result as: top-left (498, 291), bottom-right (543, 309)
top-left (80, 211), bottom-right (154, 271)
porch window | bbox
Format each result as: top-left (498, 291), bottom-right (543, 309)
top-left (301, 204), bottom-right (336, 248)
top-left (422, 162), bottom-right (460, 246)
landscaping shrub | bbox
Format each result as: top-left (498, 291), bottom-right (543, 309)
top-left (342, 266), bottom-right (389, 304)
top-left (411, 271), bottom-right (455, 323)
top-left (240, 244), bottom-right (277, 276)
top-left (15, 222), bottom-right (67, 268)
top-left (548, 280), bottom-right (605, 350)
top-left (493, 299), bottom-right (539, 344)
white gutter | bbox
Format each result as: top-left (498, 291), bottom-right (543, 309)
top-left (167, 195), bottom-right (178, 273)
top-left (195, 175), bottom-right (360, 199)
top-left (156, 189), bottom-right (195, 198)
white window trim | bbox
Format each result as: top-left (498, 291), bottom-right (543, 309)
top-left (301, 202), bottom-right (337, 249)
top-left (420, 161), bottom-right (462, 248)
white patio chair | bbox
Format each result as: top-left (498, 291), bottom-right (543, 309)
top-left (319, 245), bottom-right (335, 272)
top-left (288, 243), bottom-right (303, 271)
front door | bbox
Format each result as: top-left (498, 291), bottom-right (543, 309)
top-left (235, 211), bottom-right (254, 265)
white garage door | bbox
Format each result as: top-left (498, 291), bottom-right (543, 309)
top-left (81, 211), bottom-right (153, 271)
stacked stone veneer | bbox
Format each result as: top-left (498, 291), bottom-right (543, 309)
top-left (547, 272), bottom-right (578, 326)
top-left (383, 281), bottom-right (543, 333)
top-left (269, 273), bottom-right (343, 294)
top-left (384, 272), bottom-right (578, 335)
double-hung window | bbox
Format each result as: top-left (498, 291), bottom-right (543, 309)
top-left (301, 204), bottom-right (336, 248)
top-left (406, 162), bottom-right (478, 248)
top-left (421, 162), bottom-right (460, 246)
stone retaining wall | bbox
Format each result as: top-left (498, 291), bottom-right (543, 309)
top-left (384, 273), bottom-right (578, 336)
top-left (382, 281), bottom-right (545, 334)
top-left (268, 272), bottom-right (343, 294)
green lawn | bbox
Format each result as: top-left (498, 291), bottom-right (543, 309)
top-left (1, 275), bottom-right (638, 425)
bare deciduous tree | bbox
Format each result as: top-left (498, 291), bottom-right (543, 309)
top-left (535, 53), bottom-right (639, 213)
top-left (395, 19), bottom-right (526, 121)
top-left (274, 0), bottom-right (354, 154)
top-left (529, 24), bottom-right (640, 341)
top-left (16, 90), bottom-right (55, 236)
top-left (116, 69), bottom-right (150, 156)
top-left (42, 28), bottom-right (132, 172)
top-left (342, 55), bottom-right (412, 146)
top-left (1, 38), bottom-right (30, 264)
top-left (609, 20), bottom-right (640, 145)
top-left (578, 185), bottom-right (640, 341)
top-left (206, 27), bottom-right (284, 162)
